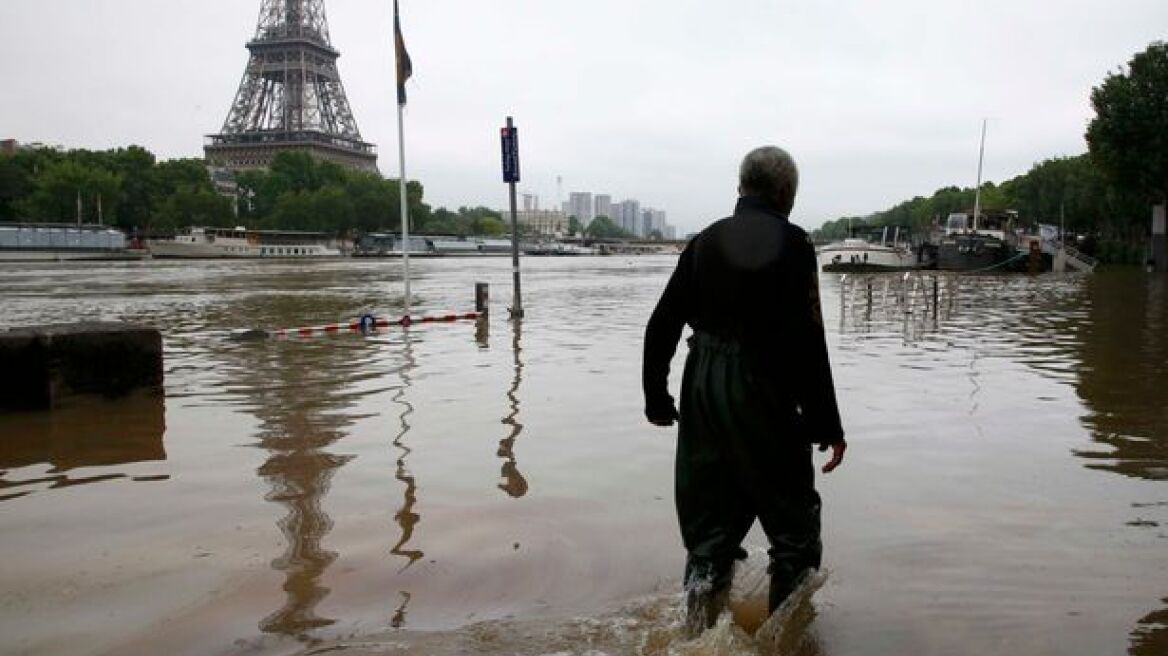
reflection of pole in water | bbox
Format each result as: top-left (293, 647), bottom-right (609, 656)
top-left (474, 315), bottom-right (489, 349)
top-left (390, 591), bottom-right (412, 629)
top-left (837, 272), bottom-right (957, 339)
top-left (390, 330), bottom-right (424, 570)
top-left (497, 319), bottom-right (528, 498)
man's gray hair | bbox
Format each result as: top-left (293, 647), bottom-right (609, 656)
top-left (738, 146), bottom-right (798, 213)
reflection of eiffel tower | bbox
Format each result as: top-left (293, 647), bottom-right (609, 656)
top-left (258, 447), bottom-right (351, 635)
top-left (223, 337), bottom-right (360, 639)
top-left (204, 0), bottom-right (378, 172)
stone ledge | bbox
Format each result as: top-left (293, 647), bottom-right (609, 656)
top-left (0, 322), bottom-right (163, 411)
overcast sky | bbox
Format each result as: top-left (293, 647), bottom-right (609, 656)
top-left (2, 1), bottom-right (1165, 233)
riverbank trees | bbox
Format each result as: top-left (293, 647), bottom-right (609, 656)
top-left (0, 146), bottom-right (504, 237)
top-left (0, 145), bottom-right (234, 230)
top-left (812, 154), bottom-right (1147, 263)
top-left (814, 41), bottom-right (1166, 266)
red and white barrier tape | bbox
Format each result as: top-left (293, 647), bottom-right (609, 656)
top-left (270, 311), bottom-right (482, 339)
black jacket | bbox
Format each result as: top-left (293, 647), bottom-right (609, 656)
top-left (642, 195), bottom-right (844, 445)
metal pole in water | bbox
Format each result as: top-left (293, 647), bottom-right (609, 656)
top-left (475, 282), bottom-right (489, 314)
top-left (501, 116), bottom-right (524, 317)
top-left (972, 118), bottom-right (987, 233)
top-left (396, 87), bottom-right (411, 314)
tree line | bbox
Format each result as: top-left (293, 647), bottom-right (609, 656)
top-left (0, 145), bottom-right (233, 231)
top-left (812, 41), bottom-right (1168, 266)
top-left (0, 147), bottom-right (508, 237)
top-left (811, 154), bottom-right (1147, 263)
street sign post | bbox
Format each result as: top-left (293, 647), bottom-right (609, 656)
top-left (501, 125), bottom-right (520, 183)
top-left (501, 116), bottom-right (523, 317)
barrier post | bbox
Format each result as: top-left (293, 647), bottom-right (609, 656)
top-left (475, 282), bottom-right (490, 314)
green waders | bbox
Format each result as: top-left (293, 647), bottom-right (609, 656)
top-left (677, 331), bottom-right (822, 634)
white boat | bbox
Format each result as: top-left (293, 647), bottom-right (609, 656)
top-left (148, 227), bottom-right (341, 259)
top-left (817, 225), bottom-right (920, 272)
top-left (523, 241), bottom-right (598, 256)
top-left (352, 233), bottom-right (440, 257)
top-left (0, 223), bottom-right (149, 262)
top-left (352, 233), bottom-right (517, 257)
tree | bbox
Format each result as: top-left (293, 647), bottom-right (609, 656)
top-left (568, 216), bottom-right (582, 236)
top-left (153, 187), bottom-right (234, 232)
top-left (1086, 41), bottom-right (1168, 202)
top-left (585, 215), bottom-right (632, 239)
top-left (22, 160), bottom-right (122, 224)
top-left (0, 153), bottom-right (36, 221)
top-left (109, 146), bottom-right (157, 228)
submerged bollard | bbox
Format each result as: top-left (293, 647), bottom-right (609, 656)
top-left (475, 282), bottom-right (490, 314)
top-left (0, 322), bottom-right (163, 411)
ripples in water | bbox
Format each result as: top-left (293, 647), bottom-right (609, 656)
top-left (2, 258), bottom-right (1166, 655)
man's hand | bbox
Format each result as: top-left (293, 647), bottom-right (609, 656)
top-left (818, 439), bottom-right (847, 473)
top-left (646, 402), bottom-right (680, 427)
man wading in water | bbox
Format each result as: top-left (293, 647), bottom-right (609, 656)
top-left (642, 146), bottom-right (847, 636)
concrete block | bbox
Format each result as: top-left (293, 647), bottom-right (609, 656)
top-left (0, 322), bottom-right (163, 411)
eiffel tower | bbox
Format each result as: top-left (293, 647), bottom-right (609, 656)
top-left (204, 0), bottom-right (378, 173)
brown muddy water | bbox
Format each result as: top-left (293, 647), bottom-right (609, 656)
top-left (0, 258), bottom-right (1165, 656)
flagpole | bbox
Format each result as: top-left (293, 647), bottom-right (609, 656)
top-left (397, 102), bottom-right (410, 316)
top-left (393, 0), bottom-right (411, 316)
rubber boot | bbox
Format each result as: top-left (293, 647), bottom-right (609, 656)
top-left (682, 557), bottom-right (735, 638)
top-left (768, 564), bottom-right (812, 614)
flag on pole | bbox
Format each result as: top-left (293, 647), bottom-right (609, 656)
top-left (394, 0), bottom-right (412, 106)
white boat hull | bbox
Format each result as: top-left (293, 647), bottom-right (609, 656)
top-left (147, 239), bottom-right (340, 259)
top-left (817, 239), bottom-right (918, 272)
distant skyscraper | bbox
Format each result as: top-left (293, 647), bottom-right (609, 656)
top-left (617, 199), bottom-right (640, 235)
top-left (568, 192), bottom-right (593, 224)
top-left (594, 194), bottom-right (613, 220)
top-left (652, 209), bottom-right (667, 234)
top-left (522, 193), bottom-right (535, 212)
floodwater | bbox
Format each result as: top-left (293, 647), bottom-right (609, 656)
top-left (0, 257), bottom-right (1165, 656)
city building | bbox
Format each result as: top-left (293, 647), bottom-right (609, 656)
top-left (1, 139), bottom-right (18, 156)
top-left (567, 192), bottom-right (593, 225)
top-left (615, 199), bottom-right (641, 236)
top-left (640, 208), bottom-right (667, 238)
top-left (513, 209), bottom-right (568, 236)
top-left (594, 194), bottom-right (613, 221)
top-left (544, 186), bottom-right (674, 239)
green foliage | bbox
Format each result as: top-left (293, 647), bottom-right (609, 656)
top-left (811, 154), bottom-right (1147, 252)
top-left (0, 145), bottom-right (223, 230)
top-left (22, 159), bottom-right (122, 224)
top-left (153, 187), bottom-right (235, 232)
top-left (1086, 41), bottom-right (1168, 201)
top-left (586, 215), bottom-right (633, 239)
top-left (568, 216), bottom-right (582, 237)
top-left (0, 144), bottom-right (480, 236)
top-left (421, 206), bottom-right (507, 236)
top-left (812, 40), bottom-right (1165, 263)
